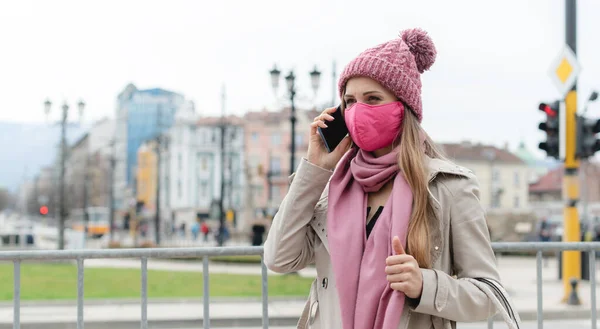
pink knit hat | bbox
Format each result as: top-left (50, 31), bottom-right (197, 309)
top-left (338, 28), bottom-right (437, 122)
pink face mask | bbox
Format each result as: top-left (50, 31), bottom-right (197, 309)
top-left (344, 101), bottom-right (405, 151)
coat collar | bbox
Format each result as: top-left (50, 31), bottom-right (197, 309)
top-left (425, 156), bottom-right (472, 183)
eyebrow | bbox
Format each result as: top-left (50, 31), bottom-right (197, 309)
top-left (344, 90), bottom-right (383, 97)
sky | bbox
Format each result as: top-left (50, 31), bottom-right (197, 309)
top-left (2, 0), bottom-right (600, 159)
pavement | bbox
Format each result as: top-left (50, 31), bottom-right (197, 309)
top-left (0, 255), bottom-right (598, 328)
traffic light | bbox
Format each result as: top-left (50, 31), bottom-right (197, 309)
top-left (538, 101), bottom-right (561, 159)
top-left (39, 206), bottom-right (49, 216)
top-left (576, 115), bottom-right (600, 158)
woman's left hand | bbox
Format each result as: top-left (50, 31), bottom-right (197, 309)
top-left (385, 236), bottom-right (423, 299)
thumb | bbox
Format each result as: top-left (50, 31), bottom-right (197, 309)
top-left (392, 236), bottom-right (405, 255)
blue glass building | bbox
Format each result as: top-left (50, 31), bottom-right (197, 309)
top-left (116, 84), bottom-right (185, 189)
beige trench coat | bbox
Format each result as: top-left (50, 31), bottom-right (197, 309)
top-left (264, 157), bottom-right (521, 329)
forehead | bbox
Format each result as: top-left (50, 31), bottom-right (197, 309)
top-left (345, 77), bottom-right (386, 94)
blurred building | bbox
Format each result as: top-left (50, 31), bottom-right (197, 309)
top-left (114, 83), bottom-right (185, 211)
top-left (136, 142), bottom-right (157, 212)
top-left (441, 141), bottom-right (529, 210)
top-left (156, 103), bottom-right (246, 231)
top-left (18, 166), bottom-right (56, 217)
top-left (65, 118), bottom-right (115, 213)
top-left (529, 161), bottom-right (600, 220)
top-left (243, 107), bottom-right (319, 216)
top-left (513, 140), bottom-right (558, 184)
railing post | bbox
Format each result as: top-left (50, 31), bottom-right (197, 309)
top-left (261, 255), bottom-right (269, 329)
top-left (536, 250), bottom-right (543, 329)
top-left (77, 258), bottom-right (85, 329)
top-left (590, 250), bottom-right (597, 329)
top-left (203, 256), bottom-right (210, 329)
top-left (13, 260), bottom-right (20, 329)
top-left (141, 257), bottom-right (148, 329)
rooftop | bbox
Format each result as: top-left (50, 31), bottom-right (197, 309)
top-left (440, 141), bottom-right (525, 164)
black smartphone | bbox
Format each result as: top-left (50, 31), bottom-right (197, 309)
top-left (317, 105), bottom-right (349, 153)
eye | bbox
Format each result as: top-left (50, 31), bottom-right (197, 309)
top-left (345, 98), bottom-right (356, 105)
top-left (368, 96), bottom-right (382, 102)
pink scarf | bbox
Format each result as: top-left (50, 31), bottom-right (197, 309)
top-left (327, 147), bottom-right (413, 329)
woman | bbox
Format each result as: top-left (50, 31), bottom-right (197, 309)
top-left (264, 28), bottom-right (520, 329)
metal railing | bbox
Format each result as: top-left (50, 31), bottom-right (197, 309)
top-left (490, 242), bottom-right (600, 329)
top-left (0, 246), bottom-right (267, 329)
top-left (0, 242), bottom-right (599, 329)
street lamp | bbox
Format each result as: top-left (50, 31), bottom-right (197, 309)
top-left (44, 98), bottom-right (85, 250)
top-left (309, 66), bottom-right (321, 95)
top-left (268, 64), bottom-right (321, 178)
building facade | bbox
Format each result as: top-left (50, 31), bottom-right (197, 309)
top-left (20, 166), bottom-right (57, 217)
top-left (114, 83), bottom-right (185, 210)
top-left (441, 142), bottom-right (530, 210)
top-left (243, 107), bottom-right (319, 216)
top-left (529, 161), bottom-right (600, 220)
top-left (65, 118), bottom-right (115, 213)
top-left (136, 142), bottom-right (157, 213)
top-left (513, 141), bottom-right (558, 184)
top-left (157, 105), bottom-right (246, 230)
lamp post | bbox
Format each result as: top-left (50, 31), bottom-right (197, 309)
top-left (269, 64), bottom-right (321, 178)
top-left (44, 98), bottom-right (85, 250)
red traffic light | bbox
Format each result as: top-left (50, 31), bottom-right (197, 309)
top-left (539, 103), bottom-right (557, 117)
top-left (39, 206), bottom-right (49, 216)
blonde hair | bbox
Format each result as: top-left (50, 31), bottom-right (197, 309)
top-left (397, 111), bottom-right (445, 268)
top-left (341, 99), bottom-right (445, 269)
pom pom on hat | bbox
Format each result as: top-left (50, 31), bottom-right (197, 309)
top-left (401, 28), bottom-right (437, 73)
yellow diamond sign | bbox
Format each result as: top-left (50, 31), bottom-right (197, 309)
top-left (549, 45), bottom-right (581, 96)
top-left (555, 58), bottom-right (573, 83)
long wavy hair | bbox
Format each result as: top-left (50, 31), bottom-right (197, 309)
top-left (340, 98), bottom-right (445, 269)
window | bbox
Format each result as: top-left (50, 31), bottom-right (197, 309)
top-left (233, 193), bottom-right (240, 208)
top-left (249, 155), bottom-right (259, 169)
top-left (165, 176), bottom-right (170, 207)
top-left (514, 171), bottom-right (520, 187)
top-left (491, 194), bottom-right (499, 208)
top-left (178, 153), bottom-right (182, 171)
top-left (492, 168), bottom-right (500, 182)
top-left (295, 133), bottom-right (304, 147)
top-left (197, 153), bottom-right (208, 171)
top-left (271, 185), bottom-right (281, 200)
top-left (514, 196), bottom-right (520, 208)
top-left (270, 157), bottom-right (281, 175)
top-left (230, 155), bottom-right (238, 173)
top-left (251, 132), bottom-right (259, 142)
top-left (177, 180), bottom-right (182, 198)
top-left (271, 133), bottom-right (281, 145)
top-left (253, 184), bottom-right (264, 197)
top-left (200, 181), bottom-right (208, 198)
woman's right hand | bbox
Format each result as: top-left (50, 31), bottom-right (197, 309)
top-left (307, 107), bottom-right (352, 170)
